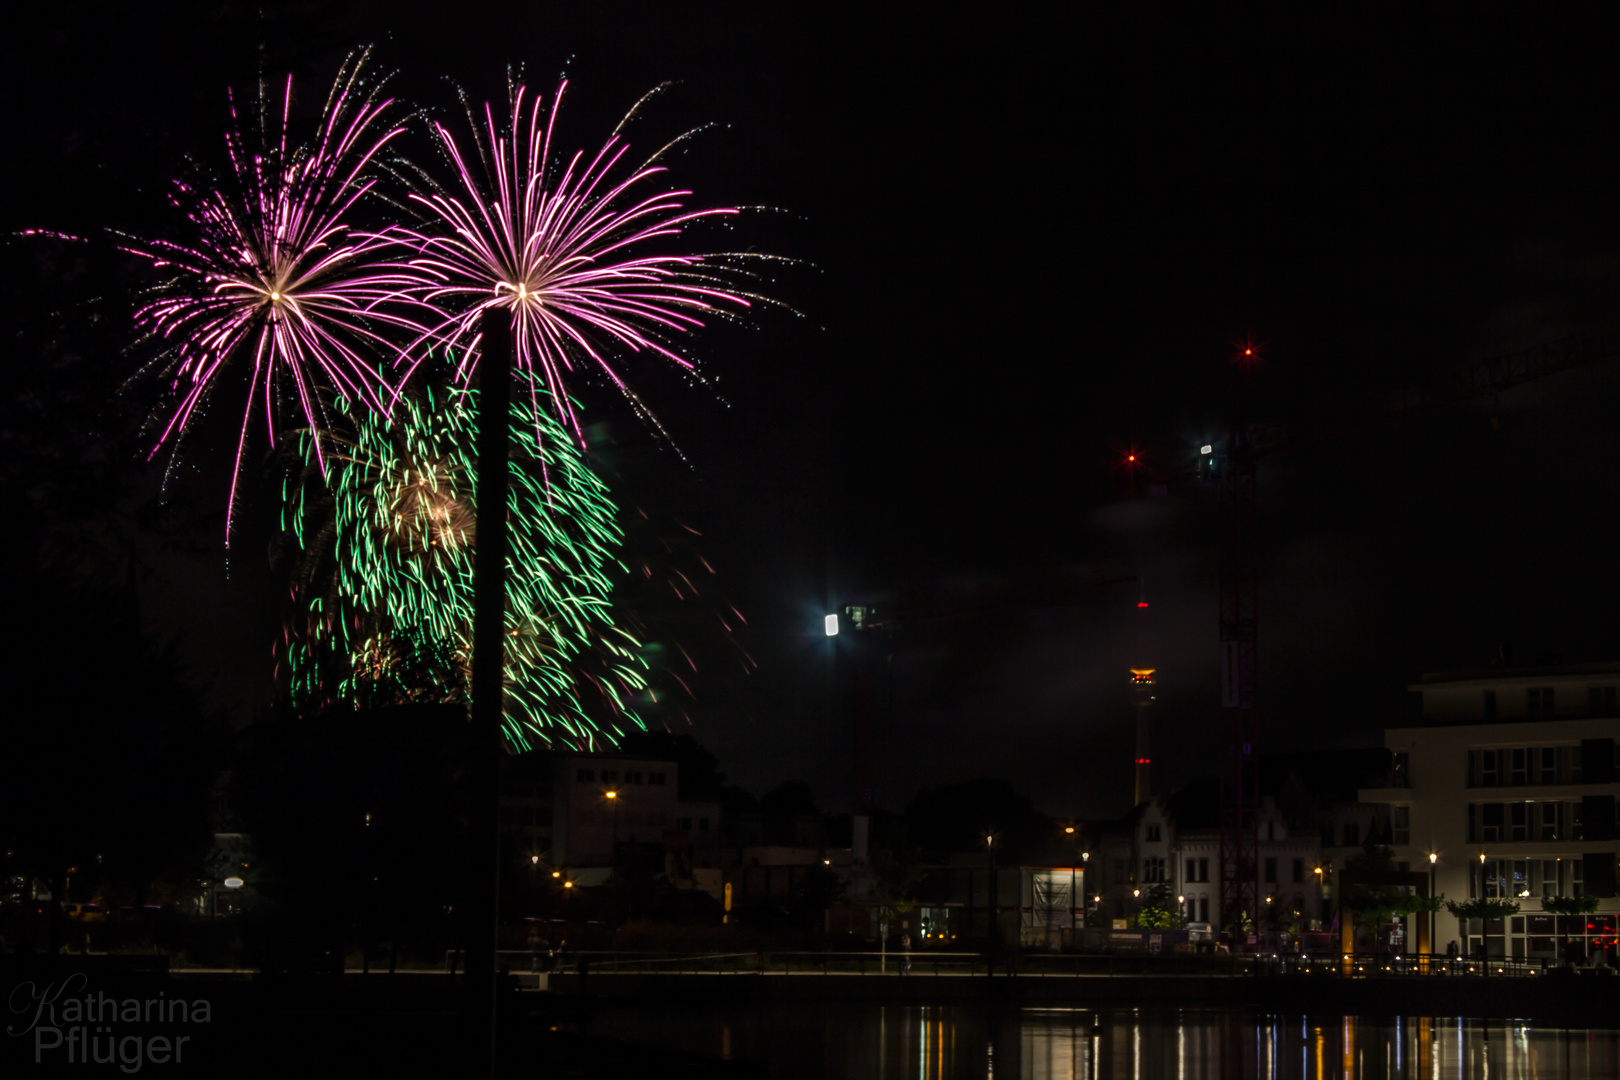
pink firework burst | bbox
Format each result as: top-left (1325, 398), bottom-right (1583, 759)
top-left (395, 82), bottom-right (753, 441)
top-left (128, 50), bottom-right (426, 539)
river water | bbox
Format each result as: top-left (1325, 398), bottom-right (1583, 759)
top-left (586, 1002), bottom-right (1620, 1078)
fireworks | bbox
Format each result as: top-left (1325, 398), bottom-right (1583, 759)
top-left (393, 82), bottom-right (755, 442)
top-left (127, 51), bottom-right (424, 538)
top-left (282, 378), bottom-right (648, 749)
top-left (116, 61), bottom-right (775, 742)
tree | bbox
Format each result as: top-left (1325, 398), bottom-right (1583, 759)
top-left (905, 778), bottom-right (1056, 862)
top-left (1443, 898), bottom-right (1521, 921)
top-left (1136, 882), bottom-right (1183, 930)
top-left (1540, 895), bottom-right (1599, 915)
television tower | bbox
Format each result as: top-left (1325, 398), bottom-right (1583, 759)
top-left (1130, 582), bottom-right (1156, 806)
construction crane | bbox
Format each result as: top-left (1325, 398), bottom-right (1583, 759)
top-left (1162, 326), bottom-right (1620, 937)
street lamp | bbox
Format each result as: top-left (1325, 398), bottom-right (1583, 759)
top-left (1428, 853), bottom-right (1438, 962)
top-left (605, 790), bottom-right (621, 875)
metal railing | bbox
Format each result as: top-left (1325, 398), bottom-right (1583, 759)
top-left (448, 948), bottom-right (1595, 979)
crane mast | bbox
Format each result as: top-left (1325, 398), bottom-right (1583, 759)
top-left (1217, 347), bottom-right (1262, 936)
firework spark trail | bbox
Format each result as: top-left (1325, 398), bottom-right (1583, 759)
top-left (284, 379), bottom-right (649, 750)
top-left (127, 51), bottom-right (429, 540)
top-left (392, 82), bottom-right (755, 443)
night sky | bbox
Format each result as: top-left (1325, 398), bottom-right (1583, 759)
top-left (7, 5), bottom-right (1620, 821)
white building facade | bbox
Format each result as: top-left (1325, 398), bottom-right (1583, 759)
top-left (1358, 663), bottom-right (1620, 962)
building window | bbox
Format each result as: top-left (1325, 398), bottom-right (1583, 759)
top-left (1198, 897), bottom-right (1210, 923)
top-left (576, 768), bottom-right (595, 782)
top-left (698, 818), bottom-right (710, 833)
top-left (677, 817), bottom-right (692, 831)
top-left (1145, 825), bottom-right (1162, 843)
top-left (1510, 748), bottom-right (1528, 786)
top-left (1572, 859), bottom-right (1584, 897)
top-left (1541, 802), bottom-right (1559, 841)
top-left (600, 770), bottom-right (618, 783)
top-left (1392, 806), bottom-right (1410, 846)
top-left (1481, 802), bottom-right (1503, 842)
top-left (649, 772), bottom-right (667, 786)
top-left (1263, 857), bottom-right (1277, 884)
top-left (1541, 859), bottom-right (1561, 897)
top-left (1483, 689), bottom-right (1497, 721)
top-left (1527, 687), bottom-right (1554, 719)
top-left (1343, 822), bottom-right (1360, 848)
top-left (1199, 858), bottom-right (1209, 882)
top-left (1321, 824), bottom-right (1334, 847)
top-left (1143, 857), bottom-right (1166, 882)
top-left (1541, 747), bottom-right (1558, 786)
top-left (1480, 750), bottom-right (1498, 788)
top-left (1289, 857), bottom-right (1302, 885)
top-left (1391, 752), bottom-right (1411, 788)
top-left (625, 770), bottom-right (642, 784)
top-left (1481, 859), bottom-right (1506, 899)
top-left (1590, 686), bottom-right (1618, 717)
top-left (1510, 802), bottom-right (1528, 842)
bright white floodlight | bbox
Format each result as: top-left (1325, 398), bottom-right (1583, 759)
top-left (824, 614), bottom-right (839, 637)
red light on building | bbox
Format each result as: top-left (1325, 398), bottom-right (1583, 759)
top-left (1137, 601), bottom-right (1149, 608)
top-left (1134, 757), bottom-right (1151, 765)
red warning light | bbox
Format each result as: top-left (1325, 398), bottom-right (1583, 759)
top-left (1244, 348), bottom-right (1252, 356)
top-left (1137, 601), bottom-right (1149, 608)
top-left (1134, 757), bottom-right (1151, 765)
top-left (1126, 454), bottom-right (1136, 463)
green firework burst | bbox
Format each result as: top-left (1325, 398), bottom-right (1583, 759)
top-left (282, 381), bottom-right (648, 750)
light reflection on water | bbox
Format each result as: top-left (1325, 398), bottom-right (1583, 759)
top-left (589, 1003), bottom-right (1620, 1078)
